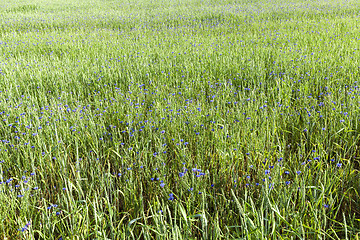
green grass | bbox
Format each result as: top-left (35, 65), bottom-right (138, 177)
top-left (0, 0), bottom-right (360, 238)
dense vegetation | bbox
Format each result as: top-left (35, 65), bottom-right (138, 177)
top-left (1, 0), bottom-right (360, 238)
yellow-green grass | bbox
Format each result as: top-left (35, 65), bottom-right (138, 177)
top-left (0, 0), bottom-right (360, 238)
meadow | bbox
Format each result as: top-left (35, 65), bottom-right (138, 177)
top-left (0, 0), bottom-right (360, 238)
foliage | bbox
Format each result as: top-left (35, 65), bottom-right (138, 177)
top-left (0, 0), bottom-right (360, 238)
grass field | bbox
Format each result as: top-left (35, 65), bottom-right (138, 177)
top-left (1, 0), bottom-right (360, 238)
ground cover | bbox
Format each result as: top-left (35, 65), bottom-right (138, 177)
top-left (0, 0), bottom-right (360, 238)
